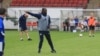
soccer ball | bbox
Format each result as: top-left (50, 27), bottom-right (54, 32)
top-left (79, 33), bottom-right (83, 37)
top-left (73, 30), bottom-right (77, 33)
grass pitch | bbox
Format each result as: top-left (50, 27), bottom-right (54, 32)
top-left (4, 31), bottom-right (100, 56)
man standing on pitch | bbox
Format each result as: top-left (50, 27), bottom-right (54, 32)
top-left (19, 13), bottom-right (32, 41)
top-left (26, 8), bottom-right (56, 53)
top-left (0, 8), bottom-right (6, 56)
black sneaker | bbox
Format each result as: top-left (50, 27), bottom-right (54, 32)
top-left (38, 50), bottom-right (41, 53)
top-left (51, 50), bottom-right (56, 53)
top-left (28, 38), bottom-right (32, 41)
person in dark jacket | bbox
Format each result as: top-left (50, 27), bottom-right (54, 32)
top-left (19, 13), bottom-right (32, 41)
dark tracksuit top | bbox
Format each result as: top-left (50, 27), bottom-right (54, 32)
top-left (19, 15), bottom-right (27, 30)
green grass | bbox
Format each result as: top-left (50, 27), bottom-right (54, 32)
top-left (4, 31), bottom-right (100, 56)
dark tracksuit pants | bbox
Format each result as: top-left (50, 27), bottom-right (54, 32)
top-left (38, 31), bottom-right (55, 51)
top-left (65, 23), bottom-right (69, 31)
top-left (63, 26), bottom-right (66, 31)
top-left (70, 26), bottom-right (75, 32)
top-left (0, 42), bottom-right (5, 56)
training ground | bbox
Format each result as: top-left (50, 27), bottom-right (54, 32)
top-left (4, 31), bottom-right (100, 56)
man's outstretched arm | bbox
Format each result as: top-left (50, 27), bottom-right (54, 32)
top-left (26, 12), bottom-right (41, 19)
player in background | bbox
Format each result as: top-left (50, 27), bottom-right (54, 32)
top-left (64, 17), bottom-right (70, 31)
top-left (83, 18), bottom-right (88, 32)
top-left (69, 18), bottom-right (75, 32)
top-left (0, 8), bottom-right (6, 56)
top-left (78, 19), bottom-right (84, 32)
top-left (88, 13), bottom-right (96, 37)
top-left (19, 13), bottom-right (32, 41)
top-left (74, 16), bottom-right (79, 29)
top-left (26, 8), bottom-right (56, 53)
top-left (77, 19), bottom-right (84, 37)
top-left (63, 21), bottom-right (66, 31)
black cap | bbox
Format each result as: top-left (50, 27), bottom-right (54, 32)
top-left (0, 8), bottom-right (6, 15)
